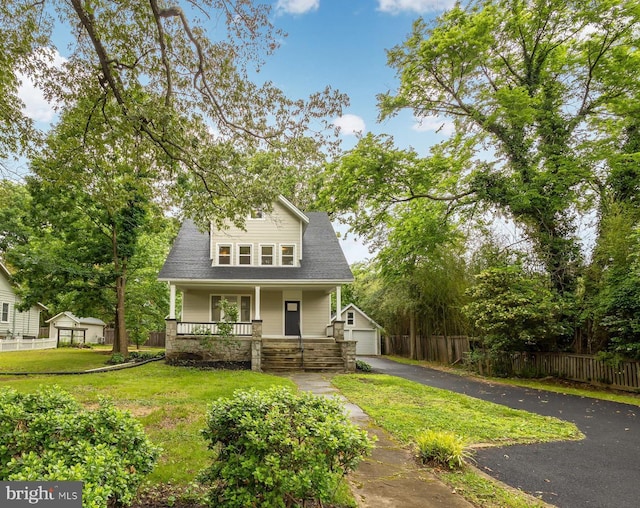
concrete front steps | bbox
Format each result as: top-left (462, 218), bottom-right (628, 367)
top-left (261, 338), bottom-right (345, 372)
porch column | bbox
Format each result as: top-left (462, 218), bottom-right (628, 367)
top-left (335, 285), bottom-right (342, 321)
top-left (169, 283), bottom-right (176, 320)
top-left (254, 286), bottom-right (261, 321)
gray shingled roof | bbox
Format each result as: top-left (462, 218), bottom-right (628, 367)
top-left (158, 212), bottom-right (353, 282)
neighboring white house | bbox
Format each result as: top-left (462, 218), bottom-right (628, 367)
top-left (46, 312), bottom-right (107, 345)
top-left (333, 303), bottom-right (383, 356)
top-left (0, 262), bottom-right (47, 339)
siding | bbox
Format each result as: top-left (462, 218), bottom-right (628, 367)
top-left (0, 272), bottom-right (41, 337)
top-left (345, 309), bottom-right (373, 330)
top-left (210, 200), bottom-right (302, 266)
top-left (261, 290), bottom-right (282, 336)
top-left (302, 291), bottom-right (330, 337)
top-left (183, 290), bottom-right (214, 322)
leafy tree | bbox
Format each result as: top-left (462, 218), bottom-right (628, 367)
top-left (376, 0), bottom-right (640, 296)
top-left (1, 0), bottom-right (346, 219)
top-left (463, 264), bottom-right (567, 353)
top-left (8, 94), bottom-right (166, 356)
top-left (0, 180), bottom-right (32, 252)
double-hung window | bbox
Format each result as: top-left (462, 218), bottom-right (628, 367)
top-left (0, 303), bottom-right (8, 323)
top-left (217, 245), bottom-right (232, 265)
top-left (281, 245), bottom-right (295, 266)
top-left (238, 245), bottom-right (252, 265)
top-left (260, 245), bottom-right (274, 266)
top-left (347, 311), bottom-right (355, 326)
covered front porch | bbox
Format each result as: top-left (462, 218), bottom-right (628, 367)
top-left (164, 282), bottom-right (355, 372)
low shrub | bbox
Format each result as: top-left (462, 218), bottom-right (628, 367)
top-left (415, 430), bottom-right (472, 470)
top-left (0, 387), bottom-right (159, 507)
top-left (199, 386), bottom-right (373, 508)
top-left (106, 352), bottom-right (127, 365)
top-left (355, 360), bottom-right (372, 372)
top-left (129, 351), bottom-right (164, 362)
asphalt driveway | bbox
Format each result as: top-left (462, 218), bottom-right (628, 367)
top-left (362, 356), bottom-right (640, 508)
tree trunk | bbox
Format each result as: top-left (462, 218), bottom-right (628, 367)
top-left (111, 225), bottom-right (129, 358)
top-left (409, 312), bottom-right (417, 360)
top-left (112, 273), bottom-right (129, 357)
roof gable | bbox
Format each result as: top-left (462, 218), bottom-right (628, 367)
top-left (334, 303), bottom-right (383, 329)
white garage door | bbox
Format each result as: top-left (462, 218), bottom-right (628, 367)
top-left (351, 329), bottom-right (378, 355)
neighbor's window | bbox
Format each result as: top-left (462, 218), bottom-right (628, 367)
top-left (218, 245), bottom-right (231, 265)
top-left (0, 303), bottom-right (8, 322)
top-left (347, 311), bottom-right (355, 326)
top-left (261, 245), bottom-right (274, 266)
top-left (281, 245), bottom-right (294, 266)
top-left (238, 245), bottom-right (252, 265)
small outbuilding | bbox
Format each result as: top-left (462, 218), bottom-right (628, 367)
top-left (333, 304), bottom-right (383, 356)
top-left (46, 312), bottom-right (106, 346)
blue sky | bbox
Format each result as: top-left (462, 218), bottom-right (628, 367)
top-left (15, 0), bottom-right (456, 263)
top-left (266, 0), bottom-right (453, 154)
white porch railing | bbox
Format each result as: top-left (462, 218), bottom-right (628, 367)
top-left (176, 322), bottom-right (253, 336)
top-left (0, 337), bottom-right (57, 352)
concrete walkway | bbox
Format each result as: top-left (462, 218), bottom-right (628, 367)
top-left (282, 372), bottom-right (473, 508)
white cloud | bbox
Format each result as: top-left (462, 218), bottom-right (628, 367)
top-left (333, 114), bottom-right (366, 137)
top-left (377, 0), bottom-right (455, 14)
top-left (18, 48), bottom-right (67, 123)
top-left (276, 0), bottom-right (320, 15)
top-left (412, 115), bottom-right (455, 136)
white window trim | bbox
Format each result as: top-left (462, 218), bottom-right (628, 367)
top-left (0, 302), bottom-right (9, 323)
top-left (216, 243), bottom-right (233, 266)
top-left (347, 311), bottom-right (355, 326)
top-left (279, 243), bottom-right (296, 267)
top-left (210, 294), bottom-right (253, 322)
top-left (237, 244), bottom-right (253, 266)
top-left (259, 243), bottom-right (276, 266)
top-left (248, 208), bottom-right (266, 220)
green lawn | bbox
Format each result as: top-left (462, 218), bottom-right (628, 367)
top-left (386, 355), bottom-right (640, 407)
top-left (0, 347), bottom-right (115, 372)
top-left (0, 349), bottom-right (294, 486)
top-left (333, 373), bottom-right (583, 508)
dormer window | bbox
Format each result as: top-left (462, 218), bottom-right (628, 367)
top-left (281, 245), bottom-right (295, 266)
top-left (217, 245), bottom-right (231, 265)
top-left (250, 208), bottom-right (265, 219)
top-left (238, 245), bottom-right (252, 265)
top-left (260, 245), bottom-right (274, 266)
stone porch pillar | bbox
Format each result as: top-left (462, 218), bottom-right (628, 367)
top-left (332, 320), bottom-right (345, 341)
top-left (251, 320), bottom-right (263, 372)
top-left (165, 319), bottom-right (177, 361)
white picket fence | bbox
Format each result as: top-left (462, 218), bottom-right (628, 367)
top-left (0, 337), bottom-right (57, 352)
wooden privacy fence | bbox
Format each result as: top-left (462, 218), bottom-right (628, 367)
top-left (385, 335), bottom-right (470, 364)
top-left (103, 329), bottom-right (166, 348)
top-left (505, 352), bottom-right (640, 392)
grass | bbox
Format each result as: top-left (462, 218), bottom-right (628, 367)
top-left (332, 374), bottom-right (583, 445)
top-left (386, 355), bottom-right (640, 407)
top-left (0, 347), bottom-right (114, 372)
top-left (332, 373), bottom-right (582, 508)
top-left (0, 349), bottom-right (294, 487)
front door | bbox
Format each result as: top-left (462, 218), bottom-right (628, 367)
top-left (284, 301), bottom-right (301, 336)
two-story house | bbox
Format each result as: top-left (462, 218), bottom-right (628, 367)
top-left (158, 196), bottom-right (356, 371)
